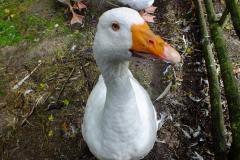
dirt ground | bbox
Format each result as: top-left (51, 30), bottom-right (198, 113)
top-left (0, 0), bottom-right (240, 159)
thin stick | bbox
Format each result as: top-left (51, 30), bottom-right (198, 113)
top-left (56, 67), bottom-right (75, 103)
top-left (104, 0), bottom-right (120, 7)
top-left (21, 104), bottom-right (37, 126)
top-left (12, 62), bottom-right (42, 90)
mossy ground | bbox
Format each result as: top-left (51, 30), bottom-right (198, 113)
top-left (0, 0), bottom-right (98, 154)
top-left (0, 0), bottom-right (71, 47)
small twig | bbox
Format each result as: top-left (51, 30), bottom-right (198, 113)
top-left (81, 66), bottom-right (92, 93)
top-left (56, 67), bottom-right (75, 103)
top-left (192, 151), bottom-right (204, 160)
top-left (45, 67), bottom-right (75, 111)
top-left (23, 119), bottom-right (34, 127)
top-left (161, 36), bottom-right (174, 42)
top-left (42, 91), bottom-right (55, 105)
top-left (21, 104), bottom-right (37, 126)
top-left (104, 0), bottom-right (120, 7)
top-left (12, 61), bottom-right (42, 90)
top-left (21, 94), bottom-right (46, 126)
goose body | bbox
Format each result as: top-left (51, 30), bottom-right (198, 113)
top-left (117, 0), bottom-right (154, 10)
top-left (83, 73), bottom-right (157, 159)
top-left (82, 8), bottom-right (181, 160)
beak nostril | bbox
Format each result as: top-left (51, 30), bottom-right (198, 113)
top-left (149, 40), bottom-right (154, 45)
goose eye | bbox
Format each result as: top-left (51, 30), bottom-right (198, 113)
top-left (111, 22), bottom-right (120, 31)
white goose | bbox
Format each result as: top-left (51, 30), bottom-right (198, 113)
top-left (82, 7), bottom-right (181, 160)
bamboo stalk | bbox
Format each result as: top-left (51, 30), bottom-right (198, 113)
top-left (218, 7), bottom-right (230, 27)
top-left (195, 0), bottom-right (226, 159)
top-left (203, 0), bottom-right (240, 159)
top-left (224, 0), bottom-right (240, 38)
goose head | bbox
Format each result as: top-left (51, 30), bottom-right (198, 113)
top-left (93, 7), bottom-right (181, 71)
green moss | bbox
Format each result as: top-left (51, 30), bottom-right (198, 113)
top-left (54, 48), bottom-right (66, 61)
top-left (0, 0), bottom-right (34, 46)
top-left (22, 15), bottom-right (71, 40)
top-left (0, 20), bottom-right (22, 46)
top-left (0, 0), bottom-right (70, 47)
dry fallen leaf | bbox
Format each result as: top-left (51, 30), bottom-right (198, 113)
top-left (71, 13), bottom-right (84, 25)
top-left (141, 12), bottom-right (155, 23)
top-left (145, 5), bottom-right (157, 14)
top-left (73, 2), bottom-right (87, 10)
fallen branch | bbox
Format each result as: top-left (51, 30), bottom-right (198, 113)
top-left (204, 0), bottom-right (240, 159)
top-left (195, 0), bottom-right (226, 159)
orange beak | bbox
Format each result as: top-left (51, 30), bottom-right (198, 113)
top-left (130, 22), bottom-right (181, 63)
